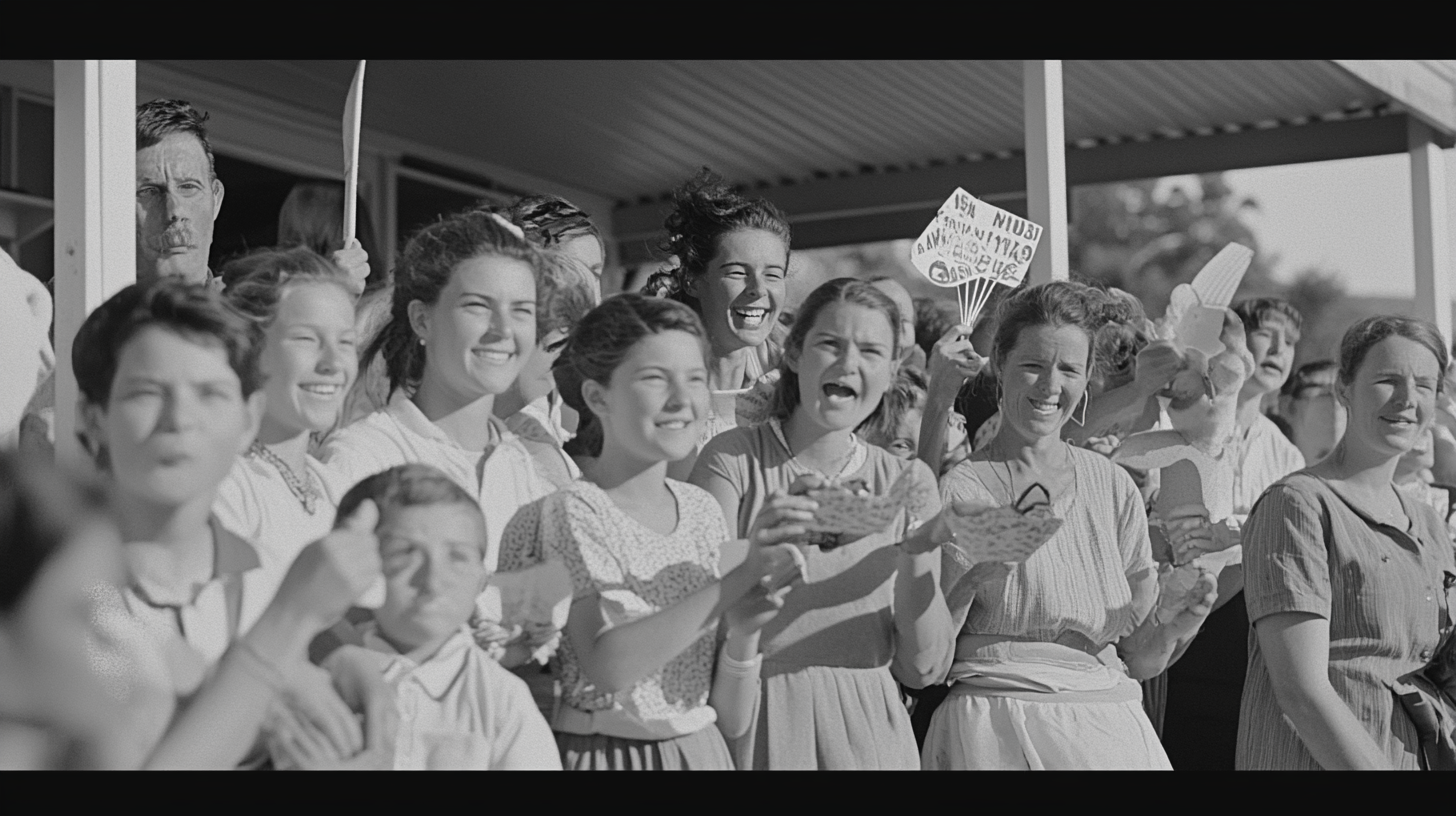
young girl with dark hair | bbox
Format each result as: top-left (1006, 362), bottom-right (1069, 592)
top-left (498, 293), bottom-right (803, 769)
top-left (691, 277), bottom-right (962, 769)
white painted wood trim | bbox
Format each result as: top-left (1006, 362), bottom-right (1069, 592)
top-left (1024, 59), bottom-right (1070, 284)
top-left (1409, 118), bottom-right (1453, 345)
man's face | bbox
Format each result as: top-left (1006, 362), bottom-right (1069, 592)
top-left (1243, 313), bottom-right (1298, 397)
top-left (135, 133), bottom-right (224, 285)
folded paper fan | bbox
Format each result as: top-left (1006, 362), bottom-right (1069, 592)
top-left (485, 559), bottom-right (574, 662)
top-left (804, 467), bottom-right (919, 544)
top-left (941, 483), bottom-right (1062, 569)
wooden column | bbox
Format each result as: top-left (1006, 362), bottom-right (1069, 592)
top-left (1410, 118), bottom-right (1452, 344)
top-left (1024, 59), bottom-right (1070, 284)
top-left (53, 60), bottom-right (135, 467)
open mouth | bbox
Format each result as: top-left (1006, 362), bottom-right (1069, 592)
top-left (1382, 415), bottom-right (1418, 429)
top-left (732, 307), bottom-right (769, 328)
top-left (1028, 397), bottom-right (1061, 416)
top-left (822, 382), bottom-right (858, 402)
top-left (473, 349), bottom-right (514, 364)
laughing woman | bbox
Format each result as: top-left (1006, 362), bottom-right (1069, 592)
top-left (1238, 316), bottom-right (1456, 770)
top-left (644, 169), bottom-right (791, 475)
top-left (923, 281), bottom-right (1218, 771)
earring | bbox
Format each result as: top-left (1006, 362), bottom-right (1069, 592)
top-left (1070, 393), bottom-right (1088, 427)
top-left (419, 337), bottom-right (426, 346)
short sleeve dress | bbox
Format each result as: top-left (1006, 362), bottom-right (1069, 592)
top-left (691, 422), bottom-right (946, 770)
top-left (1237, 473), bottom-right (1456, 770)
top-left (922, 446), bottom-right (1170, 770)
top-left (538, 479), bottom-right (736, 770)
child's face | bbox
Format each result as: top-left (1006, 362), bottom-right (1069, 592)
top-left (884, 407), bottom-right (923, 459)
top-left (791, 302), bottom-right (897, 433)
top-left (374, 503), bottom-right (488, 656)
top-left (1243, 315), bottom-right (1298, 397)
top-left (258, 282), bottom-right (359, 436)
top-left (88, 326), bottom-right (260, 508)
top-left (590, 329), bottom-right (710, 463)
top-left (410, 254), bottom-right (537, 403)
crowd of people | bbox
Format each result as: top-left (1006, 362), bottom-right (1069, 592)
top-left (0, 97), bottom-right (1452, 771)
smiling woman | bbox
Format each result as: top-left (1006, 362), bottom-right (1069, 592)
top-left (644, 169), bottom-right (792, 475)
top-left (322, 209), bottom-right (555, 571)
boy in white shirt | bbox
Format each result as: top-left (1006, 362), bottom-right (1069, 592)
top-left (272, 464), bottom-right (560, 770)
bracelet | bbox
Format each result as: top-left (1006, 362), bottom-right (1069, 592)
top-left (718, 648), bottom-right (763, 678)
top-left (235, 637), bottom-right (291, 694)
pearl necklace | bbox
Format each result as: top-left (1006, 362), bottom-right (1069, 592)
top-left (248, 441), bottom-right (321, 515)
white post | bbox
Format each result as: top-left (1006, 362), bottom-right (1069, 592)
top-left (1024, 59), bottom-right (1070, 285)
top-left (1410, 118), bottom-right (1453, 346)
top-left (53, 60), bottom-right (136, 468)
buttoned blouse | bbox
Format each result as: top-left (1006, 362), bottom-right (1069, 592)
top-left (321, 392), bottom-right (555, 573)
top-left (1238, 473), bottom-right (1456, 770)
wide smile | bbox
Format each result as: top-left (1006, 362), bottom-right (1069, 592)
top-left (472, 348), bottom-right (515, 365)
top-left (298, 383), bottom-right (344, 398)
top-left (1028, 397), bottom-right (1061, 417)
top-left (654, 417), bottom-right (695, 430)
top-left (731, 307), bottom-right (771, 329)
top-left (1381, 415), bottom-right (1418, 430)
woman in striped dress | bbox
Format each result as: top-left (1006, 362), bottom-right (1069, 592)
top-left (922, 281), bottom-right (1220, 770)
top-left (1238, 316), bottom-right (1456, 770)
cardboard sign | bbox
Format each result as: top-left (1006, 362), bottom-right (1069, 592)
top-left (911, 211), bottom-right (978, 288)
top-left (342, 60), bottom-right (367, 242)
top-left (970, 200), bottom-right (1043, 287)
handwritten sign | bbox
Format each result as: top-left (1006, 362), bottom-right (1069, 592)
top-left (911, 188), bottom-right (1045, 327)
top-left (911, 211), bottom-right (978, 288)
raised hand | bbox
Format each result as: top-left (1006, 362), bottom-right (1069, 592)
top-left (330, 238), bottom-right (371, 298)
top-left (1133, 339), bottom-right (1185, 397)
top-left (928, 324), bottom-right (986, 402)
top-left (272, 499), bottom-right (383, 633)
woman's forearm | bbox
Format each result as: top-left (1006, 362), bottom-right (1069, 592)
top-left (709, 630), bottom-right (762, 740)
top-left (1272, 678), bottom-right (1391, 770)
top-left (890, 545), bottom-right (953, 688)
top-left (917, 388), bottom-right (957, 477)
top-left (578, 565), bottom-right (759, 694)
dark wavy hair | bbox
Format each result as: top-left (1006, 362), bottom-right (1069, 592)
top-left (506, 195), bottom-right (601, 250)
top-left (553, 293), bottom-right (709, 458)
top-left (1233, 297), bottom-right (1303, 341)
top-left (361, 210), bottom-right (546, 397)
top-left (74, 279), bottom-right (263, 409)
top-left (222, 246), bottom-right (355, 324)
top-left (643, 168), bottom-right (791, 310)
top-left (1338, 315), bottom-right (1449, 393)
top-left (0, 452), bottom-right (111, 615)
top-left (335, 463), bottom-right (484, 557)
top-left (770, 278), bottom-right (901, 421)
top-left (536, 250), bottom-right (600, 340)
top-left (136, 99), bottom-right (216, 179)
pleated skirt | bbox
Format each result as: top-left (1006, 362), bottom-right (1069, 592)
top-left (922, 685), bottom-right (1172, 770)
top-left (555, 726), bottom-right (734, 771)
top-left (736, 664), bottom-right (920, 770)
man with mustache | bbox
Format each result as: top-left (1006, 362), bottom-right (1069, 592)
top-left (135, 99), bottom-right (226, 287)
top-left (1160, 296), bottom-right (1306, 770)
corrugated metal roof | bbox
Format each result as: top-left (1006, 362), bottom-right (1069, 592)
top-left (146, 59), bottom-right (1430, 205)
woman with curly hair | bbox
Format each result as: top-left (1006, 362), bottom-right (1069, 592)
top-left (644, 169), bottom-right (792, 475)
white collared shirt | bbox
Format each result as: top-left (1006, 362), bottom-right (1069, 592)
top-left (321, 393), bottom-right (556, 572)
top-left (363, 626), bottom-right (561, 771)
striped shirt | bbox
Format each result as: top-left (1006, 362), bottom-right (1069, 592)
top-left (1237, 473), bottom-right (1456, 770)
